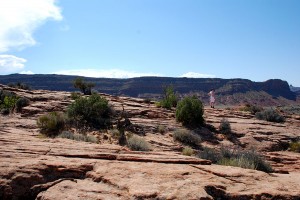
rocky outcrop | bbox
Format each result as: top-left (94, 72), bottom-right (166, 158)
top-left (0, 84), bottom-right (300, 199)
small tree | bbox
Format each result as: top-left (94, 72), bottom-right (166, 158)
top-left (176, 96), bottom-right (204, 127)
top-left (160, 85), bottom-right (178, 109)
top-left (73, 77), bottom-right (95, 95)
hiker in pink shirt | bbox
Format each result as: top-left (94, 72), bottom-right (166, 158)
top-left (208, 89), bottom-right (215, 108)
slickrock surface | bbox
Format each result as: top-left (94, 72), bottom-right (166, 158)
top-left (1, 84), bottom-right (300, 199)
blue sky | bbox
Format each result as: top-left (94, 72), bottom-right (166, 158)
top-left (0, 0), bottom-right (299, 86)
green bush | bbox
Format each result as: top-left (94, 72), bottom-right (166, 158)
top-left (73, 77), bottom-right (95, 95)
top-left (37, 112), bottom-right (66, 136)
top-left (0, 93), bottom-right (18, 110)
top-left (219, 118), bottom-right (231, 134)
top-left (15, 97), bottom-right (30, 112)
top-left (160, 85), bottom-right (178, 109)
top-left (0, 90), bottom-right (20, 113)
top-left (198, 147), bottom-right (273, 173)
top-left (255, 109), bottom-right (285, 123)
top-left (289, 141), bottom-right (300, 153)
top-left (67, 93), bottom-right (111, 129)
top-left (3, 96), bottom-right (18, 110)
top-left (173, 129), bottom-right (201, 147)
top-left (57, 131), bottom-right (98, 143)
top-left (176, 96), bottom-right (204, 127)
top-left (127, 135), bottom-right (151, 151)
top-left (182, 147), bottom-right (194, 156)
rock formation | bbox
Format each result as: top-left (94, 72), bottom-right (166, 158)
top-left (0, 84), bottom-right (300, 199)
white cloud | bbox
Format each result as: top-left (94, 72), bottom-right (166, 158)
top-left (0, 0), bottom-right (62, 53)
top-left (0, 55), bottom-right (27, 73)
top-left (54, 69), bottom-right (217, 79)
top-left (19, 70), bottom-right (34, 74)
top-left (55, 69), bottom-right (163, 78)
top-left (180, 72), bottom-right (216, 78)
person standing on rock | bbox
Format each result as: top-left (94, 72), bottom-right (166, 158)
top-left (208, 89), bottom-right (215, 108)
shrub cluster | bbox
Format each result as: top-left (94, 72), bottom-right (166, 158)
top-left (67, 93), bottom-right (111, 129)
top-left (0, 90), bottom-right (30, 114)
top-left (198, 147), bottom-right (273, 173)
top-left (57, 131), bottom-right (98, 143)
top-left (173, 129), bottom-right (201, 147)
top-left (127, 135), bottom-right (151, 151)
top-left (219, 118), bottom-right (231, 134)
top-left (37, 112), bottom-right (66, 137)
top-left (176, 96), bottom-right (204, 127)
top-left (239, 104), bottom-right (263, 115)
top-left (255, 109), bottom-right (285, 123)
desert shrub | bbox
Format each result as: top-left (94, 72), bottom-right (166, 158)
top-left (67, 93), bottom-right (111, 129)
top-left (160, 85), bottom-right (178, 109)
top-left (57, 131), bottom-right (98, 143)
top-left (218, 157), bottom-right (256, 169)
top-left (0, 90), bottom-right (13, 102)
top-left (3, 96), bottom-right (18, 109)
top-left (289, 141), bottom-right (300, 153)
top-left (127, 135), bottom-right (151, 151)
top-left (0, 96), bottom-right (18, 114)
top-left (173, 129), bottom-right (201, 147)
top-left (157, 125), bottom-right (167, 134)
top-left (220, 148), bottom-right (273, 172)
top-left (70, 92), bottom-right (81, 100)
top-left (182, 147), bottom-right (194, 156)
top-left (219, 118), bottom-right (231, 134)
top-left (0, 90), bottom-right (19, 113)
top-left (15, 97), bottom-right (30, 112)
top-left (198, 147), bottom-right (273, 173)
top-left (255, 109), bottom-right (285, 123)
top-left (110, 128), bottom-right (121, 139)
top-left (176, 96), bottom-right (204, 127)
top-left (37, 112), bottom-right (66, 136)
top-left (198, 147), bottom-right (221, 163)
top-left (239, 104), bottom-right (263, 115)
top-left (73, 77), bottom-right (95, 95)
